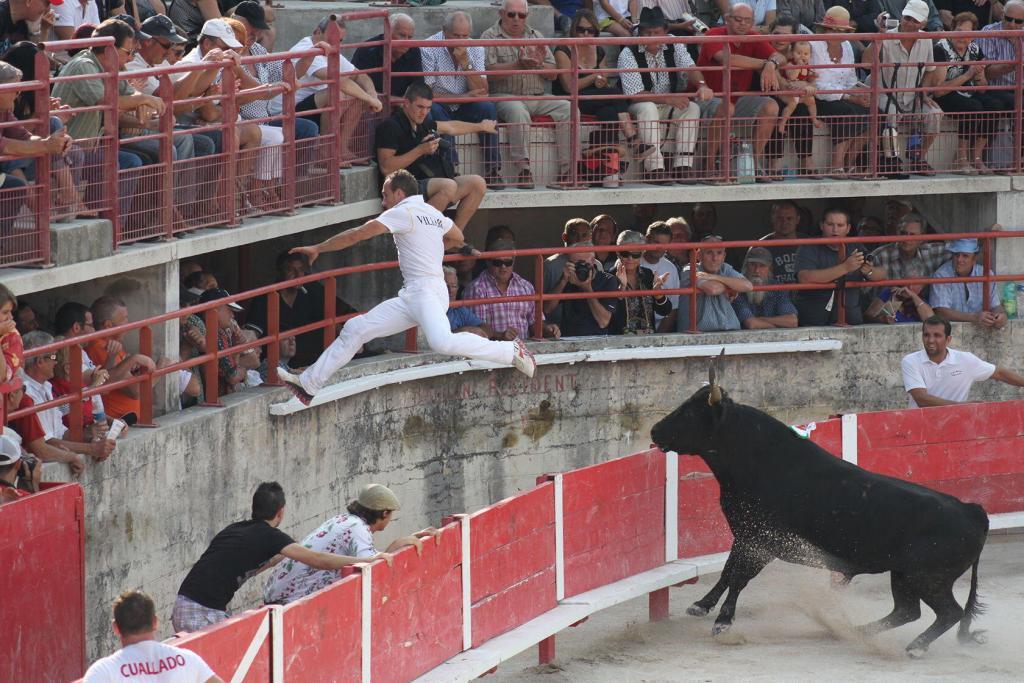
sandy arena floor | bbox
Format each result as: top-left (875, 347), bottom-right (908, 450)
top-left (488, 535), bottom-right (1024, 682)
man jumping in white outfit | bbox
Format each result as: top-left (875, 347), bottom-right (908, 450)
top-left (278, 169), bottom-right (536, 405)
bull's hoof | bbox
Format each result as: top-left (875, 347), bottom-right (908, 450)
top-left (712, 625), bottom-right (747, 645)
top-left (687, 604), bottom-right (709, 617)
top-left (906, 646), bottom-right (927, 659)
top-left (959, 629), bottom-right (988, 645)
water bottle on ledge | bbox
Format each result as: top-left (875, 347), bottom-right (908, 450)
top-left (734, 137), bottom-right (755, 184)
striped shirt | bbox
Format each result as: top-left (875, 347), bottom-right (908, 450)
top-left (977, 22), bottom-right (1019, 87)
top-left (421, 31), bottom-right (486, 96)
top-left (463, 270), bottom-right (537, 339)
top-left (868, 241), bottom-right (949, 281)
top-left (481, 22), bottom-right (554, 96)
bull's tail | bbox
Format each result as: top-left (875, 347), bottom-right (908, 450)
top-left (957, 557), bottom-right (986, 644)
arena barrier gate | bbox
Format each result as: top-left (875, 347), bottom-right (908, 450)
top-left (56, 399), bottom-right (1024, 681)
top-left (1, 483), bottom-right (86, 682)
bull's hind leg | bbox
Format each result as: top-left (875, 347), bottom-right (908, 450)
top-left (712, 549), bottom-right (772, 635)
top-left (905, 585), bottom-right (964, 658)
top-left (859, 572), bottom-right (921, 636)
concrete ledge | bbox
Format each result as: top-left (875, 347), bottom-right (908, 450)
top-left (989, 511), bottom-right (1024, 535)
top-left (269, 338), bottom-right (844, 415)
top-left (50, 217), bottom-right (114, 266)
top-left (479, 174), bottom-right (1013, 210)
top-left (414, 552), bottom-right (728, 683)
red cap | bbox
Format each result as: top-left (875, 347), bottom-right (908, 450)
top-left (49, 0), bottom-right (65, 5)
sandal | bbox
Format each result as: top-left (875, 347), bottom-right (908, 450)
top-left (972, 157), bottom-right (991, 174)
top-left (627, 136), bottom-right (655, 161)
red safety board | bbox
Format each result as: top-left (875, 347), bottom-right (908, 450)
top-left (172, 608), bottom-right (272, 682)
top-left (469, 483), bottom-right (557, 647)
top-left (1, 483), bottom-right (86, 682)
top-left (561, 450), bottom-right (666, 597)
top-left (857, 403), bottom-right (1024, 511)
top-left (370, 522), bottom-right (463, 683)
top-left (280, 574), bottom-right (362, 682)
top-left (676, 454), bottom-right (733, 557)
top-left (808, 416), bottom-right (842, 456)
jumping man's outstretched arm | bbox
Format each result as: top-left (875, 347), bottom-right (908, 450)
top-left (290, 220), bottom-right (391, 265)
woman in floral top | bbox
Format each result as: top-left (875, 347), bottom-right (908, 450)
top-left (608, 231), bottom-right (672, 335)
top-left (263, 484), bottom-right (440, 605)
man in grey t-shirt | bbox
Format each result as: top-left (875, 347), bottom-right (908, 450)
top-left (676, 236), bottom-right (752, 332)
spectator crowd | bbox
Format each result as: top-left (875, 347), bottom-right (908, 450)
top-left (1, 0), bottom-right (1024, 241)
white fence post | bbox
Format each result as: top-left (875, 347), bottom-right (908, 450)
top-left (361, 565), bottom-right (372, 683)
top-left (841, 413), bottom-right (858, 466)
top-left (665, 450), bottom-right (679, 563)
top-left (461, 515), bottom-right (472, 651)
top-left (554, 474), bottom-right (565, 601)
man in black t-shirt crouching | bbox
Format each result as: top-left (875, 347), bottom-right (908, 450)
top-left (172, 482), bottom-right (392, 632)
top-left (374, 82), bottom-right (494, 231)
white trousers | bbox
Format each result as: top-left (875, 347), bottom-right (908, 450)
top-left (299, 278), bottom-right (516, 393)
top-left (628, 101), bottom-right (701, 172)
top-left (255, 124), bottom-right (284, 181)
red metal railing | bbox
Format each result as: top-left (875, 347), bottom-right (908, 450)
top-left (4, 230), bottom-right (1022, 446)
top-left (397, 29), bottom-right (1024, 185)
top-left (2, 26), bottom-right (1023, 264)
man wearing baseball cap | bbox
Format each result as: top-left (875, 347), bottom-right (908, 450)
top-left (0, 432), bottom-right (32, 504)
top-left (928, 238), bottom-right (1007, 328)
top-left (862, 0), bottom-right (943, 174)
top-left (732, 246), bottom-right (797, 329)
top-left (264, 483), bottom-right (439, 605)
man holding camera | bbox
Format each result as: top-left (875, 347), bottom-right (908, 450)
top-left (375, 82), bottom-right (493, 231)
top-left (546, 242), bottom-right (621, 337)
top-left (794, 207), bottom-right (887, 326)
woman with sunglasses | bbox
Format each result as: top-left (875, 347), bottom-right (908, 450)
top-left (553, 10), bottom-right (654, 160)
top-left (609, 230), bottom-right (671, 334)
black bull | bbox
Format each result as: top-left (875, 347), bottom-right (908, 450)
top-left (651, 383), bottom-right (989, 657)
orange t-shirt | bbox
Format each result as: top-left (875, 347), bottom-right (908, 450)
top-left (0, 330), bottom-right (24, 393)
top-left (85, 339), bottom-right (140, 418)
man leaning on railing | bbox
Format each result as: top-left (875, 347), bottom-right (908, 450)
top-left (976, 0), bottom-right (1024, 113)
top-left (483, 0), bottom-right (573, 189)
top-left (928, 237), bottom-right (1007, 329)
top-left (618, 7), bottom-right (718, 184)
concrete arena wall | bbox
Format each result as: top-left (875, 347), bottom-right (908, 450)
top-left (74, 322), bottom-right (1024, 659)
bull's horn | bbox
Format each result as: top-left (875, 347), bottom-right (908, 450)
top-left (708, 349), bottom-right (724, 405)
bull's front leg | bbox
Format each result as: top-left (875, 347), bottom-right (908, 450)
top-left (711, 547), bottom-right (772, 635)
top-left (687, 551), bottom-right (737, 617)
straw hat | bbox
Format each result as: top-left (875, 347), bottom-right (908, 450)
top-left (815, 6), bottom-right (855, 32)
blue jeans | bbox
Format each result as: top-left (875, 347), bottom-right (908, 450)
top-left (430, 101), bottom-right (500, 174)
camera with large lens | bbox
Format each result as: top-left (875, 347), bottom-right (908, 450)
top-left (574, 261), bottom-right (593, 280)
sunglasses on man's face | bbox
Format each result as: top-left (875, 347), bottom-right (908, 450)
top-left (505, 11), bottom-right (528, 19)
top-left (490, 259), bottom-right (515, 268)
top-left (1006, 15), bottom-right (1024, 24)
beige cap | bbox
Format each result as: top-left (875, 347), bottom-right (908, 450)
top-left (358, 484), bottom-right (401, 511)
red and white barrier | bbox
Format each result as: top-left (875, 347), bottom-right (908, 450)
top-left (53, 400), bottom-right (1024, 682)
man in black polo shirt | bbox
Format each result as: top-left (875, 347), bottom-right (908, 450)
top-left (374, 82), bottom-right (493, 230)
top-left (352, 12), bottom-right (424, 97)
top-left (545, 241), bottom-right (621, 337)
top-left (245, 251), bottom-right (356, 368)
top-left (172, 482), bottom-right (392, 632)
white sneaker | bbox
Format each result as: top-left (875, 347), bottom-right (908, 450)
top-left (511, 339), bottom-right (536, 378)
top-left (278, 367), bottom-right (314, 406)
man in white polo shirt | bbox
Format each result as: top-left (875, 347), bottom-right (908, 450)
top-left (901, 315), bottom-right (1024, 407)
top-left (84, 590), bottom-right (221, 682)
top-left (279, 169), bottom-right (536, 406)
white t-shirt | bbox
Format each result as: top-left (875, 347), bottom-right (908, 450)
top-left (640, 255), bottom-right (681, 316)
top-left (125, 54), bottom-right (172, 96)
top-left (21, 374), bottom-right (66, 440)
top-left (376, 195), bottom-right (454, 282)
top-left (901, 348), bottom-right (995, 408)
top-left (595, 0), bottom-right (633, 23)
top-left (289, 36), bottom-right (357, 111)
top-left (53, 0), bottom-right (100, 28)
top-left (83, 640), bottom-right (215, 682)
